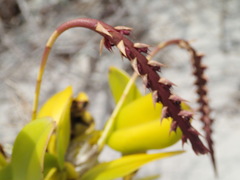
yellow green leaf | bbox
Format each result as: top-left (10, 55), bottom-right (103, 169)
top-left (47, 134), bottom-right (57, 155)
top-left (114, 94), bottom-right (163, 130)
top-left (115, 93), bottom-right (190, 130)
top-left (37, 86), bottom-right (73, 168)
top-left (43, 153), bottom-right (59, 177)
top-left (37, 86), bottom-right (73, 125)
top-left (0, 151), bottom-right (7, 169)
top-left (81, 151), bottom-right (184, 180)
top-left (64, 162), bottom-right (78, 179)
top-left (11, 118), bottom-right (55, 180)
top-left (0, 164), bottom-right (12, 180)
top-left (44, 168), bottom-right (67, 180)
top-left (107, 118), bottom-right (182, 154)
top-left (44, 167), bottom-right (58, 180)
top-left (44, 162), bottom-right (77, 180)
top-left (107, 93), bottom-right (190, 154)
top-left (108, 66), bottom-right (141, 106)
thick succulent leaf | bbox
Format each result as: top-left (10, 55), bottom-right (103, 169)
top-left (114, 94), bottom-right (163, 130)
top-left (108, 66), bottom-right (141, 106)
top-left (37, 86), bottom-right (72, 125)
top-left (64, 162), bottom-right (78, 179)
top-left (107, 118), bottom-right (182, 154)
top-left (0, 164), bottom-right (12, 180)
top-left (43, 167), bottom-right (67, 180)
top-left (37, 87), bottom-right (73, 168)
top-left (43, 153), bottom-right (59, 177)
top-left (81, 151), bottom-right (184, 180)
top-left (115, 93), bottom-right (190, 130)
top-left (47, 134), bottom-right (57, 155)
top-left (11, 118), bottom-right (55, 180)
top-left (44, 167), bottom-right (58, 180)
top-left (55, 104), bottom-right (71, 169)
top-left (0, 151), bottom-right (7, 168)
top-left (43, 156), bottom-right (77, 180)
top-left (107, 93), bottom-right (190, 153)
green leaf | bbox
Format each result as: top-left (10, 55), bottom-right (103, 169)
top-left (114, 94), bottom-right (163, 130)
top-left (107, 93), bottom-right (190, 154)
top-left (81, 151), bottom-right (184, 180)
top-left (98, 67), bottom-right (141, 149)
top-left (37, 86), bottom-right (73, 169)
top-left (0, 164), bottom-right (12, 180)
top-left (64, 162), bottom-right (78, 179)
top-left (37, 86), bottom-right (72, 125)
top-left (114, 92), bottom-right (190, 130)
top-left (44, 167), bottom-right (58, 180)
top-left (43, 161), bottom-right (77, 180)
top-left (43, 153), bottom-right (59, 177)
top-left (107, 118), bottom-right (182, 154)
top-left (0, 151), bottom-right (7, 168)
top-left (11, 118), bottom-right (55, 180)
top-left (108, 66), bottom-right (141, 106)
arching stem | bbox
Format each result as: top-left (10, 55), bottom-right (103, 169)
top-left (32, 18), bottom-right (113, 120)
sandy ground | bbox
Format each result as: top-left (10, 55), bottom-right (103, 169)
top-left (0, 0), bottom-right (239, 179)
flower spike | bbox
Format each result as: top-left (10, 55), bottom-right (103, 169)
top-left (34, 19), bottom-right (213, 167)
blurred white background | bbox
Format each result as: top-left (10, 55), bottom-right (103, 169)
top-left (0, 0), bottom-right (239, 179)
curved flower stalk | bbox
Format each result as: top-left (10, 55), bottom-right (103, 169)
top-left (149, 40), bottom-right (216, 173)
top-left (32, 18), bottom-right (209, 156)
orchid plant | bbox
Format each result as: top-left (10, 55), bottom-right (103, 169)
top-left (0, 18), bottom-right (216, 180)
